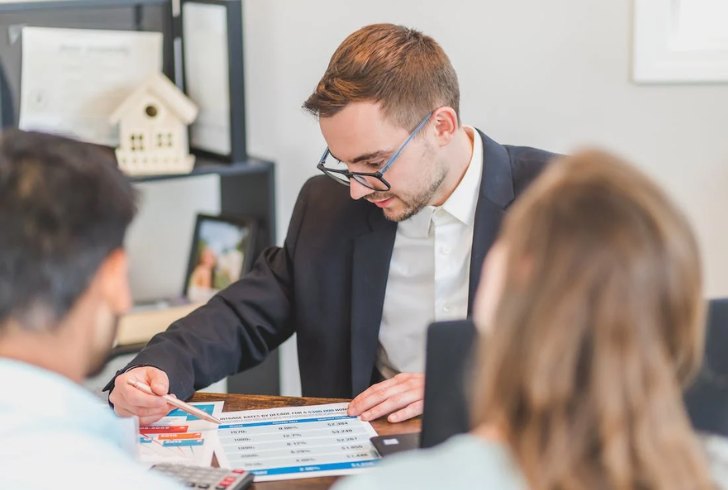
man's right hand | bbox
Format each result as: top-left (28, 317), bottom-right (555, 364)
top-left (110, 366), bottom-right (175, 426)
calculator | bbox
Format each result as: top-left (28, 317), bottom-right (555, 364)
top-left (151, 463), bottom-right (254, 489)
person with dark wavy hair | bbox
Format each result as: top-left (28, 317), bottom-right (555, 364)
top-left (0, 130), bottom-right (182, 490)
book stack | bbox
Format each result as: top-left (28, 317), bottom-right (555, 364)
top-left (115, 300), bottom-right (204, 348)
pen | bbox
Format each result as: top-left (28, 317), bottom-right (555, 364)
top-left (126, 378), bottom-right (222, 425)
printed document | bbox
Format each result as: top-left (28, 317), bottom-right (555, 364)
top-left (19, 27), bottom-right (162, 146)
top-left (216, 403), bottom-right (380, 481)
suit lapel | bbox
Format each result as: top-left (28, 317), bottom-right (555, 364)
top-left (468, 199), bottom-right (505, 314)
top-left (350, 208), bottom-right (397, 397)
top-left (348, 130), bottom-right (517, 392)
top-left (467, 130), bottom-right (516, 314)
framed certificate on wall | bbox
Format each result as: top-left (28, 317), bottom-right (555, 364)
top-left (179, 0), bottom-right (246, 161)
top-left (633, 0), bottom-right (728, 83)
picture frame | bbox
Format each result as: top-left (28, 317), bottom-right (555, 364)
top-left (177, 0), bottom-right (246, 162)
top-left (0, 0), bottom-right (176, 131)
top-left (633, 0), bottom-right (728, 83)
top-left (183, 213), bottom-right (257, 302)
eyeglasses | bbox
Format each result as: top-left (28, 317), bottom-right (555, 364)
top-left (316, 112), bottom-right (433, 191)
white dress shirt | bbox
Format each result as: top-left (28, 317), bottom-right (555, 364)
top-left (0, 358), bottom-right (184, 490)
top-left (376, 126), bottom-right (483, 378)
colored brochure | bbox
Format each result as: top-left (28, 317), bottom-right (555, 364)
top-left (137, 401), bottom-right (224, 468)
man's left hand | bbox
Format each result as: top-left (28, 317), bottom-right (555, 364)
top-left (347, 373), bottom-right (424, 423)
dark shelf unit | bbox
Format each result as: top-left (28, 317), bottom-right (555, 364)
top-left (0, 0), bottom-right (281, 397)
top-left (129, 155), bottom-right (278, 266)
top-left (0, 0), bottom-right (169, 12)
top-left (129, 156), bottom-right (280, 397)
top-left (129, 156), bottom-right (272, 183)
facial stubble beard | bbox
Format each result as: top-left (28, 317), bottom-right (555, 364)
top-left (376, 159), bottom-right (448, 223)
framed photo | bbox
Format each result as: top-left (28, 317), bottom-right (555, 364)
top-left (183, 213), bottom-right (257, 302)
top-left (177, 0), bottom-right (246, 161)
top-left (633, 0), bottom-right (728, 83)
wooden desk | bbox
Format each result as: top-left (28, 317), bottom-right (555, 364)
top-left (190, 393), bottom-right (421, 490)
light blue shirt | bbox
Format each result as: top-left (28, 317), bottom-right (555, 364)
top-left (0, 358), bottom-right (183, 490)
top-left (332, 434), bottom-right (527, 490)
top-left (334, 433), bottom-right (728, 490)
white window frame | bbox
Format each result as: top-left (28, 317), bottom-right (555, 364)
top-left (633, 0), bottom-right (728, 83)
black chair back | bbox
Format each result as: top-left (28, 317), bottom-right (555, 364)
top-left (685, 298), bottom-right (728, 435)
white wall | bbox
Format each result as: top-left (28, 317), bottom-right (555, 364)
top-left (11, 0), bottom-right (726, 396)
top-left (243, 0), bottom-right (728, 295)
top-left (242, 0), bottom-right (728, 396)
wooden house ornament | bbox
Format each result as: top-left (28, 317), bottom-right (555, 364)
top-left (110, 73), bottom-right (198, 176)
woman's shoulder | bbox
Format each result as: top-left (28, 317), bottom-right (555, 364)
top-left (332, 435), bottom-right (527, 490)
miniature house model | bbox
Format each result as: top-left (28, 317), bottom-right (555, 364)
top-left (110, 73), bottom-right (199, 176)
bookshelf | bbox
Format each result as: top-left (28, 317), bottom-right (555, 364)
top-left (129, 155), bottom-right (279, 272)
top-left (122, 156), bottom-right (280, 396)
top-left (0, 0), bottom-right (280, 396)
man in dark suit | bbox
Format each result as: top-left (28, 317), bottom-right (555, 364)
top-left (107, 24), bottom-right (555, 425)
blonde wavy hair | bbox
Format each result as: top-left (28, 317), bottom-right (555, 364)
top-left (472, 150), bottom-right (711, 490)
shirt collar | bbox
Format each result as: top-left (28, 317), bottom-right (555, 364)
top-left (0, 357), bottom-right (130, 446)
top-left (396, 125), bottom-right (482, 238)
top-left (441, 125), bottom-right (483, 227)
top-left (398, 206), bottom-right (435, 238)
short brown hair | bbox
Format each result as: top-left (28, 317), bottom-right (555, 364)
top-left (473, 151), bottom-right (711, 490)
top-left (303, 24), bottom-right (460, 130)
